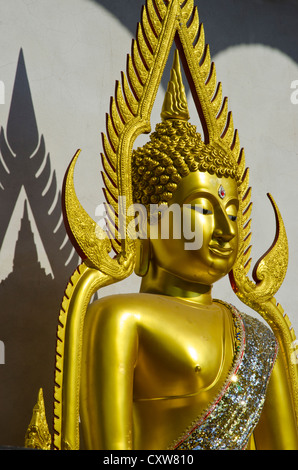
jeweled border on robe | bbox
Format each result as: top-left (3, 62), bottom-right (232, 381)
top-left (170, 303), bottom-right (278, 450)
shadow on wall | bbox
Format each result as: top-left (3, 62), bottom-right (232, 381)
top-left (0, 50), bottom-right (78, 446)
top-left (93, 0), bottom-right (298, 64)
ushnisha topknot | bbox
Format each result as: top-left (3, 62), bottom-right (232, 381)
top-left (131, 50), bottom-right (240, 209)
top-left (160, 49), bottom-right (190, 122)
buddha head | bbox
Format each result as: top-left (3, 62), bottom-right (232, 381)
top-left (131, 51), bottom-right (241, 288)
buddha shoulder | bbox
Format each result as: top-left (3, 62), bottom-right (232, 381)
top-left (85, 293), bottom-right (234, 356)
top-left (83, 294), bottom-right (235, 399)
top-left (86, 292), bottom-right (230, 325)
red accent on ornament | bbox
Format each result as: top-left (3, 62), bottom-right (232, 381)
top-left (218, 185), bottom-right (226, 199)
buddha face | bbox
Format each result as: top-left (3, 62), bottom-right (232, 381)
top-left (148, 170), bottom-right (239, 286)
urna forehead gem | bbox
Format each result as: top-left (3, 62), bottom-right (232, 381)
top-left (218, 185), bottom-right (226, 199)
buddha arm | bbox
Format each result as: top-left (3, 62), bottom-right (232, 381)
top-left (253, 352), bottom-right (298, 449)
top-left (80, 305), bottom-right (138, 450)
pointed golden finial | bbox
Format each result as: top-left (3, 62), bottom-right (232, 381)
top-left (161, 49), bottom-right (190, 122)
top-left (25, 388), bottom-right (52, 450)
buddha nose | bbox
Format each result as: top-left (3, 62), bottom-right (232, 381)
top-left (213, 209), bottom-right (236, 243)
top-left (213, 228), bottom-right (235, 243)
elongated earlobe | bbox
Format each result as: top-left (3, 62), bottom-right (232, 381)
top-left (134, 238), bottom-right (151, 277)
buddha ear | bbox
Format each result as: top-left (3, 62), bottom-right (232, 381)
top-left (134, 237), bottom-right (151, 277)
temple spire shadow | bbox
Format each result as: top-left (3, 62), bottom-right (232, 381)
top-left (0, 50), bottom-right (78, 446)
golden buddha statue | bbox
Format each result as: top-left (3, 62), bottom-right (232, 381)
top-left (78, 51), bottom-right (297, 451)
top-left (25, 0), bottom-right (298, 451)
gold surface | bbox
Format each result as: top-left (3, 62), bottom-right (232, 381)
top-left (25, 0), bottom-right (298, 450)
top-left (80, 172), bottom-right (240, 449)
top-left (24, 389), bottom-right (51, 450)
top-left (161, 49), bottom-right (190, 121)
top-left (81, 295), bottom-right (236, 449)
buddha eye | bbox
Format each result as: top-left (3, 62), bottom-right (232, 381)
top-left (226, 203), bottom-right (238, 222)
top-left (191, 205), bottom-right (212, 215)
top-left (202, 208), bottom-right (212, 215)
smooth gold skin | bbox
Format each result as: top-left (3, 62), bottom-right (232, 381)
top-left (254, 353), bottom-right (298, 450)
top-left (80, 172), bottom-right (298, 450)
